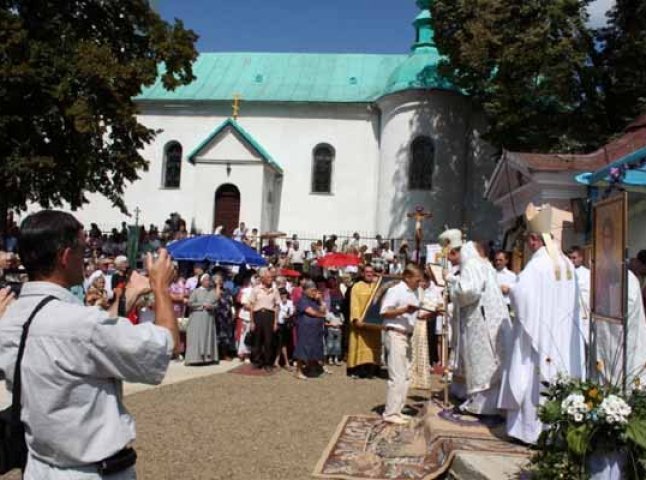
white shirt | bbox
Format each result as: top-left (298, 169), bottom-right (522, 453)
top-left (185, 275), bottom-right (199, 292)
top-left (238, 286), bottom-right (253, 321)
top-left (380, 281), bottom-right (420, 333)
top-left (381, 248), bottom-right (395, 262)
top-left (0, 282), bottom-right (173, 467)
top-left (575, 265), bottom-right (591, 341)
top-left (232, 227), bottom-right (247, 242)
top-left (278, 299), bottom-right (294, 325)
top-left (496, 267), bottom-right (518, 305)
top-left (288, 248), bottom-right (305, 264)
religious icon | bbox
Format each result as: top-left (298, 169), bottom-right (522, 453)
top-left (359, 275), bottom-right (401, 327)
top-left (591, 193), bottom-right (627, 323)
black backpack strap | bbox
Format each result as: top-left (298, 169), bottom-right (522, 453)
top-left (11, 296), bottom-right (57, 422)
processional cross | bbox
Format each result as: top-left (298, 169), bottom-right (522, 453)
top-left (407, 206), bottom-right (432, 265)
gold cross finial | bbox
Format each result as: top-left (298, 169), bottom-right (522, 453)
top-left (232, 94), bottom-right (241, 120)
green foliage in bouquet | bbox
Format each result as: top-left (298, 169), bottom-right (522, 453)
top-left (529, 376), bottom-right (646, 479)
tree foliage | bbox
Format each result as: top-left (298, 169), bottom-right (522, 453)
top-left (432, 0), bottom-right (646, 153)
top-left (0, 0), bottom-right (198, 219)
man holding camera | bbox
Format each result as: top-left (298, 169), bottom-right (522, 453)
top-left (0, 210), bottom-right (179, 479)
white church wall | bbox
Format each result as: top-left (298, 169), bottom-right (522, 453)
top-left (193, 163), bottom-right (265, 234)
top-left (41, 102), bottom-right (381, 237)
top-left (376, 90), bottom-right (472, 241)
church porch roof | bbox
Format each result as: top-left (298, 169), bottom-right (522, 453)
top-left (187, 118), bottom-right (283, 174)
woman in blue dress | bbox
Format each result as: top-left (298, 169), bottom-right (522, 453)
top-left (294, 280), bottom-right (327, 380)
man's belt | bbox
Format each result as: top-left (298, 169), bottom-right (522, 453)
top-left (255, 308), bottom-right (275, 314)
top-left (384, 326), bottom-right (413, 337)
top-left (96, 447), bottom-right (137, 476)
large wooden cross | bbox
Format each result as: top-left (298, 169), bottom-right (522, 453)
top-left (407, 206), bottom-right (432, 265)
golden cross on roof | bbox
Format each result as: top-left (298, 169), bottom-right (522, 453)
top-left (232, 93), bottom-right (241, 120)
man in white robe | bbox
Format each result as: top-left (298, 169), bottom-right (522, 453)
top-left (446, 241), bottom-right (512, 415)
top-left (594, 270), bottom-right (646, 388)
top-left (567, 245), bottom-right (591, 344)
top-left (438, 229), bottom-right (465, 398)
top-left (498, 204), bottom-right (585, 444)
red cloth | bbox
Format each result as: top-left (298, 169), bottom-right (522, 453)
top-left (127, 308), bottom-right (139, 325)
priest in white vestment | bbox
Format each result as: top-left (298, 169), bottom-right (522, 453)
top-left (498, 204), bottom-right (585, 444)
top-left (594, 270), bottom-right (646, 388)
top-left (446, 240), bottom-right (512, 415)
top-left (438, 229), bottom-right (465, 398)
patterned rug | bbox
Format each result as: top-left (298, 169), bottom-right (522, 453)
top-left (313, 400), bottom-right (529, 480)
top-left (228, 363), bottom-right (278, 377)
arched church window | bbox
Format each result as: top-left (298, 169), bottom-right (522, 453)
top-left (163, 141), bottom-right (182, 188)
top-left (311, 144), bottom-right (334, 194)
top-left (409, 136), bottom-right (434, 190)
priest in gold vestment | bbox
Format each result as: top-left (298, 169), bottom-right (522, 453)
top-left (347, 265), bottom-right (381, 378)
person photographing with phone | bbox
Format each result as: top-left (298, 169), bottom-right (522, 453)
top-left (379, 264), bottom-right (422, 425)
top-left (0, 210), bottom-right (179, 479)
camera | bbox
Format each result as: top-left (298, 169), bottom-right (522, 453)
top-left (0, 281), bottom-right (22, 297)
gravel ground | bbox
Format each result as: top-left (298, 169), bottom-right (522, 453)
top-left (4, 365), bottom-right (436, 480)
top-left (129, 365), bottom-right (428, 480)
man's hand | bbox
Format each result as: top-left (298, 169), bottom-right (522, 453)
top-left (128, 271), bottom-right (151, 297)
top-left (404, 304), bottom-right (419, 314)
top-left (442, 268), bottom-right (449, 281)
top-left (0, 287), bottom-right (15, 317)
top-left (145, 249), bottom-right (174, 292)
top-left (501, 285), bottom-right (510, 295)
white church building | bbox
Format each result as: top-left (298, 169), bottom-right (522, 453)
top-left (71, 0), bottom-right (501, 241)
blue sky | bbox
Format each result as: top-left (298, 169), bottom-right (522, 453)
top-left (156, 0), bottom-right (420, 54)
top-left (156, 0), bottom-right (613, 54)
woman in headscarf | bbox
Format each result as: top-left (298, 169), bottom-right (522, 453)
top-left (185, 273), bottom-right (220, 366)
top-left (293, 280), bottom-right (327, 380)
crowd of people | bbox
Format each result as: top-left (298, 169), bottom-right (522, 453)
top-left (1, 206), bottom-right (646, 472)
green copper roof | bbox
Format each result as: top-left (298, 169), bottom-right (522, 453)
top-left (383, 0), bottom-right (456, 96)
top-left (137, 2), bottom-right (456, 103)
top-left (138, 52), bottom-right (408, 103)
top-left (187, 118), bottom-right (283, 173)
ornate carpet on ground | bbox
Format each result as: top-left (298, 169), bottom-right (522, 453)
top-left (313, 400), bottom-right (529, 480)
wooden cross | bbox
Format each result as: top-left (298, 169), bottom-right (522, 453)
top-left (407, 206), bottom-right (433, 265)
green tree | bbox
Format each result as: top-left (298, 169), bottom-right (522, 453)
top-left (600, 0), bottom-right (646, 131)
top-left (0, 0), bottom-right (198, 231)
top-left (431, 0), bottom-right (646, 153)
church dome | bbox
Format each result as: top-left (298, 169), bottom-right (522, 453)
top-left (381, 2), bottom-right (456, 97)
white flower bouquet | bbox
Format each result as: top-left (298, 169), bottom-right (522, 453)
top-left (531, 377), bottom-right (646, 479)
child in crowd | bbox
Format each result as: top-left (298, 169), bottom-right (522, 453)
top-left (325, 299), bottom-right (343, 366)
top-left (276, 288), bottom-right (294, 370)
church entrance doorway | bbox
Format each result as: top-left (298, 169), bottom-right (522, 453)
top-left (214, 184), bottom-right (240, 236)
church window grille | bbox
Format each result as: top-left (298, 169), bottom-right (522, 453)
top-left (311, 144), bottom-right (334, 194)
top-left (163, 141), bottom-right (182, 189)
top-left (409, 136), bottom-right (435, 190)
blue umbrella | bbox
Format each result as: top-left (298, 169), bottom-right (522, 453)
top-left (166, 235), bottom-right (267, 266)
